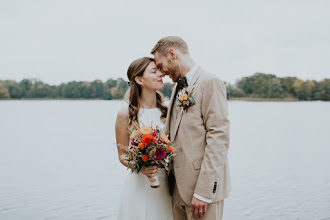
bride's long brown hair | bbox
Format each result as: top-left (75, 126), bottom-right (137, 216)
top-left (126, 57), bottom-right (167, 130)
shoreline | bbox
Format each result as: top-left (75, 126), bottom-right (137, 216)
top-left (0, 97), bottom-right (326, 102)
top-left (228, 97), bottom-right (300, 102)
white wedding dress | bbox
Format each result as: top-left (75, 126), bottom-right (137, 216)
top-left (117, 107), bottom-right (173, 220)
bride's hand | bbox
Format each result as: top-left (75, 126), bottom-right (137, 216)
top-left (141, 165), bottom-right (158, 182)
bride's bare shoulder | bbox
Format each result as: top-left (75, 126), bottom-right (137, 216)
top-left (117, 107), bottom-right (128, 120)
top-left (116, 102), bottom-right (129, 122)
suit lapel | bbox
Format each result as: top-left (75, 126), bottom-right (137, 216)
top-left (171, 67), bottom-right (202, 141)
top-left (187, 67), bottom-right (201, 94)
top-left (164, 84), bottom-right (178, 135)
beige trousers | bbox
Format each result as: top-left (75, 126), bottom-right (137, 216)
top-left (172, 182), bottom-right (224, 220)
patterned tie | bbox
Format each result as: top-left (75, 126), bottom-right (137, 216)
top-left (176, 76), bottom-right (188, 91)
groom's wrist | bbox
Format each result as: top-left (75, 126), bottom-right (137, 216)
top-left (193, 193), bottom-right (213, 203)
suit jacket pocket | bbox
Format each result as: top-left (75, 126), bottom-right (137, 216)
top-left (192, 159), bottom-right (203, 170)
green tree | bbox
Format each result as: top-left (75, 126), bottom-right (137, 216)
top-left (160, 83), bottom-right (174, 98)
top-left (63, 81), bottom-right (82, 98)
top-left (104, 79), bottom-right (117, 89)
top-left (315, 79), bottom-right (330, 100)
top-left (110, 87), bottom-right (120, 99)
top-left (5, 80), bottom-right (24, 98)
top-left (91, 80), bottom-right (104, 98)
top-left (280, 77), bottom-right (298, 97)
top-left (236, 73), bottom-right (281, 98)
top-left (237, 76), bottom-right (254, 95)
top-left (116, 78), bottom-right (128, 99)
top-left (226, 83), bottom-right (245, 98)
top-left (33, 81), bottom-right (51, 98)
top-left (264, 78), bottom-right (284, 98)
top-left (0, 82), bottom-right (10, 99)
top-left (293, 79), bottom-right (315, 100)
top-left (19, 79), bottom-right (34, 98)
top-left (102, 88), bottom-right (113, 100)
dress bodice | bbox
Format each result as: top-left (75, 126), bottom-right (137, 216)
top-left (138, 108), bottom-right (164, 130)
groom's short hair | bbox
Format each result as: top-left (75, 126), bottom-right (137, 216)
top-left (151, 36), bottom-right (189, 56)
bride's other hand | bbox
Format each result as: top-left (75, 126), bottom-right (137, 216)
top-left (141, 165), bottom-right (158, 182)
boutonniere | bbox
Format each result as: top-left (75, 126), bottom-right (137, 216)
top-left (176, 88), bottom-right (196, 111)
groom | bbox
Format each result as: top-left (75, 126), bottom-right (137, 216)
top-left (151, 36), bottom-right (231, 219)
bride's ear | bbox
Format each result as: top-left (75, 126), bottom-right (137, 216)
top-left (134, 76), bottom-right (143, 86)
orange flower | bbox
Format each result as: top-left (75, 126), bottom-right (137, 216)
top-left (130, 129), bottom-right (141, 140)
top-left (181, 94), bottom-right (188, 101)
top-left (167, 146), bottom-right (173, 153)
top-left (161, 134), bottom-right (170, 143)
top-left (138, 142), bottom-right (146, 149)
top-left (141, 134), bottom-right (155, 145)
top-left (142, 154), bottom-right (148, 161)
top-left (140, 126), bottom-right (152, 134)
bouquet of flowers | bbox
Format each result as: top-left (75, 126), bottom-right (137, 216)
top-left (123, 126), bottom-right (175, 188)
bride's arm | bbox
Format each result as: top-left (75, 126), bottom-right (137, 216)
top-left (115, 107), bottom-right (158, 181)
top-left (115, 107), bottom-right (133, 169)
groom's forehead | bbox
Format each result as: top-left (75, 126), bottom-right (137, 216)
top-left (154, 54), bottom-right (165, 65)
top-left (154, 52), bottom-right (165, 61)
top-left (153, 56), bottom-right (161, 67)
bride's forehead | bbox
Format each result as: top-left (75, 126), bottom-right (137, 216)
top-left (146, 61), bottom-right (157, 69)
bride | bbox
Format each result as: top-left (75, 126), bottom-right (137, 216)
top-left (115, 57), bottom-right (173, 220)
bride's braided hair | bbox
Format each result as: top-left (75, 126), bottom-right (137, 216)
top-left (125, 57), bottom-right (167, 131)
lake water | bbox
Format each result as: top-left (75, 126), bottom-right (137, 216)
top-left (0, 100), bottom-right (330, 220)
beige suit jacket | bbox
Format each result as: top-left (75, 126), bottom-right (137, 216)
top-left (164, 67), bottom-right (231, 205)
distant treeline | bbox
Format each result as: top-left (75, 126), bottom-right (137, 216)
top-left (0, 73), bottom-right (329, 100)
top-left (0, 78), bottom-right (173, 100)
top-left (226, 73), bottom-right (329, 101)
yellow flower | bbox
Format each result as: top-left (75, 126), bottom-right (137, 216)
top-left (140, 126), bottom-right (152, 134)
top-left (181, 94), bottom-right (188, 101)
top-left (130, 129), bottom-right (141, 140)
top-left (161, 133), bottom-right (170, 143)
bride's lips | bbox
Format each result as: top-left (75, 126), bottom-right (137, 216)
top-left (157, 79), bottom-right (163, 83)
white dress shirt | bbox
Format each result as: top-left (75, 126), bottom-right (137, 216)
top-left (181, 64), bottom-right (213, 204)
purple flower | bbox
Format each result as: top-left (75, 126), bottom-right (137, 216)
top-left (151, 132), bottom-right (157, 136)
top-left (155, 147), bottom-right (166, 160)
top-left (131, 140), bottom-right (134, 146)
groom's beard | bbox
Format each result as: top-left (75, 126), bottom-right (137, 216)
top-left (168, 65), bottom-right (181, 82)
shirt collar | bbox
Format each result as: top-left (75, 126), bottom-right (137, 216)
top-left (184, 64), bottom-right (199, 86)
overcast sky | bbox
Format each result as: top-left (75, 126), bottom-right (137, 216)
top-left (1, 0), bottom-right (329, 85)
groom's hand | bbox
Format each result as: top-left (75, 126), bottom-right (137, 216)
top-left (141, 165), bottom-right (158, 182)
top-left (191, 196), bottom-right (208, 218)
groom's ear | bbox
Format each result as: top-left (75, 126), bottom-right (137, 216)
top-left (168, 49), bottom-right (176, 60)
top-left (134, 76), bottom-right (143, 86)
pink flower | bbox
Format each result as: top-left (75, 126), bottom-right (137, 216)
top-left (155, 148), bottom-right (166, 160)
